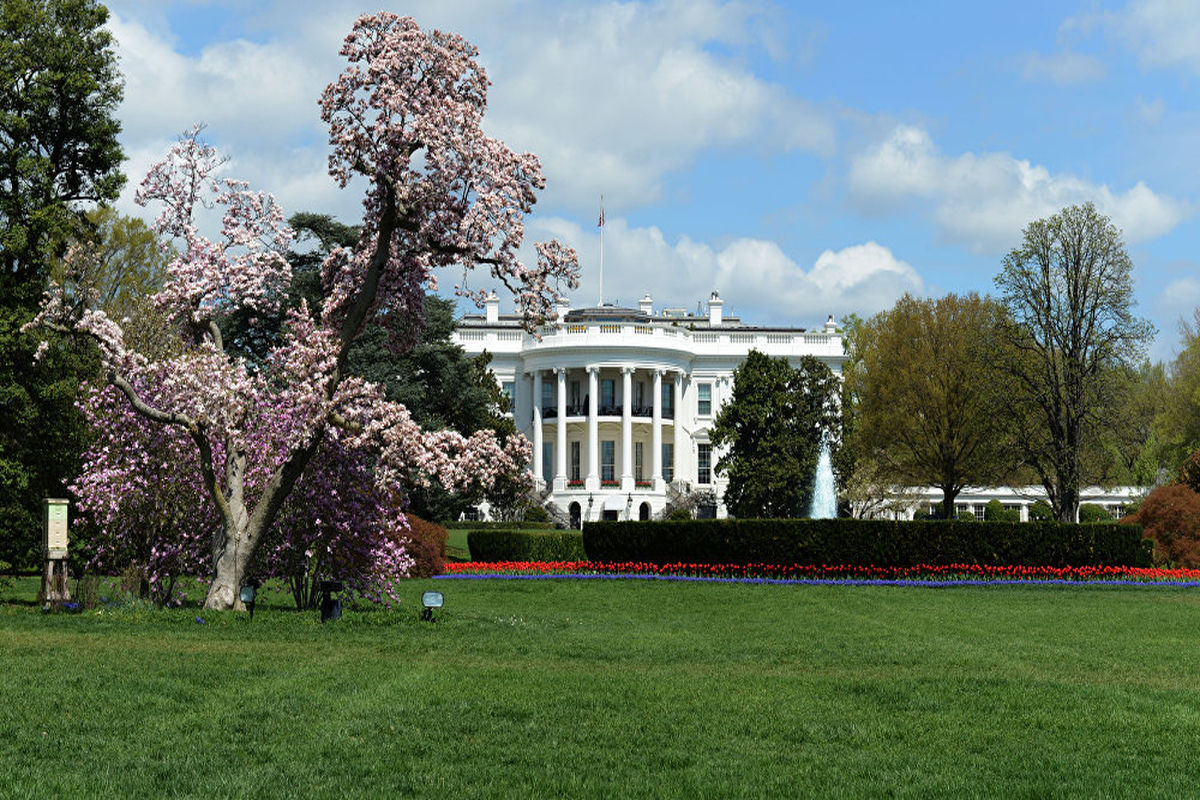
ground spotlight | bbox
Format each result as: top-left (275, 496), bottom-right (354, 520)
top-left (421, 590), bottom-right (444, 622)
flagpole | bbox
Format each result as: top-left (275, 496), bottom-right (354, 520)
top-left (598, 195), bottom-right (604, 307)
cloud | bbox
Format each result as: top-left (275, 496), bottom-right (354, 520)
top-left (105, 0), bottom-right (834, 226)
top-left (1105, 0), bottom-right (1200, 74)
top-left (848, 125), bottom-right (1186, 253)
top-left (1018, 50), bottom-right (1106, 85)
top-left (504, 217), bottom-right (923, 325)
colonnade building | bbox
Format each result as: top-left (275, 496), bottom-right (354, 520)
top-left (452, 291), bottom-right (846, 525)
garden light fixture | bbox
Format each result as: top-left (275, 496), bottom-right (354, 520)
top-left (239, 578), bottom-right (260, 620)
top-left (421, 590), bottom-right (444, 622)
top-left (319, 580), bottom-right (344, 623)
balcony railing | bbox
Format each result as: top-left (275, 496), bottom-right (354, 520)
top-left (542, 404), bottom-right (675, 419)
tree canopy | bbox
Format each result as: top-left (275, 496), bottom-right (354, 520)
top-left (0, 0), bottom-right (125, 567)
top-left (29, 13), bottom-right (579, 609)
top-left (994, 203), bottom-right (1153, 521)
top-left (710, 351), bottom-right (839, 518)
top-left (847, 292), bottom-right (1010, 516)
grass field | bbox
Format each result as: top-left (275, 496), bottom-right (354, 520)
top-left (4, 576), bottom-right (1200, 797)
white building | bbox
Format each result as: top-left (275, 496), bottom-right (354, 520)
top-left (452, 291), bottom-right (845, 525)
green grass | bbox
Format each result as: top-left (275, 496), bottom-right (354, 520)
top-left (4, 576), bottom-right (1200, 796)
top-left (446, 528), bottom-right (471, 561)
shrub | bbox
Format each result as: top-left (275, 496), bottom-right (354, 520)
top-left (984, 500), bottom-right (1020, 523)
top-left (582, 517), bottom-right (1150, 568)
top-left (666, 507), bottom-right (692, 522)
top-left (1078, 504), bottom-right (1114, 524)
top-left (956, 511), bottom-right (976, 522)
top-left (403, 516), bottom-right (448, 578)
top-left (1029, 500), bottom-right (1054, 521)
top-left (467, 529), bottom-right (586, 562)
top-left (521, 503), bottom-right (551, 523)
top-left (1120, 484), bottom-right (1200, 567)
top-left (75, 574), bottom-right (104, 610)
top-left (442, 520), bottom-right (556, 530)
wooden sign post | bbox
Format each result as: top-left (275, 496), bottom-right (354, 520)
top-left (39, 498), bottom-right (71, 604)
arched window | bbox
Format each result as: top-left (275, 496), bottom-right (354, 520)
top-left (639, 502), bottom-right (651, 521)
top-left (569, 502), bottom-right (581, 530)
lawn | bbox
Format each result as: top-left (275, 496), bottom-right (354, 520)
top-left (3, 576), bottom-right (1200, 797)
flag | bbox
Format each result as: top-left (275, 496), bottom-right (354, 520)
top-left (598, 206), bottom-right (605, 228)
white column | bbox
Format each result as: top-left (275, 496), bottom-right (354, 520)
top-left (621, 367), bottom-right (633, 490)
top-left (555, 367), bottom-right (567, 490)
top-left (587, 366), bottom-right (599, 490)
top-left (673, 372), bottom-right (686, 486)
top-left (532, 371), bottom-right (543, 488)
top-left (652, 369), bottom-right (663, 490)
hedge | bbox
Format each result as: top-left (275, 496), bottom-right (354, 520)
top-left (582, 518), bottom-right (1151, 568)
top-left (442, 521), bottom-right (557, 530)
top-left (466, 529), bottom-right (586, 562)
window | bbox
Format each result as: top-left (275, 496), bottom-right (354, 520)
top-left (600, 379), bottom-right (616, 413)
top-left (541, 379), bottom-right (554, 412)
top-left (570, 441), bottom-right (581, 481)
top-left (634, 442), bottom-right (644, 481)
top-left (542, 442), bottom-right (554, 483)
top-left (501, 380), bottom-right (515, 405)
top-left (569, 379), bottom-right (581, 410)
top-left (697, 383), bottom-right (712, 416)
top-left (634, 380), bottom-right (645, 407)
top-left (697, 443), bottom-right (711, 484)
top-left (601, 440), bottom-right (616, 482)
top-left (662, 381), bottom-right (674, 418)
top-left (662, 443), bottom-right (674, 482)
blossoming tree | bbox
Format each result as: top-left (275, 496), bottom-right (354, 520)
top-left (28, 13), bottom-right (578, 609)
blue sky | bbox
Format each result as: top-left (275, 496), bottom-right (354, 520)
top-left (102, 0), bottom-right (1200, 360)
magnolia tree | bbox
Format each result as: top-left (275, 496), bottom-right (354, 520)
top-left (29, 13), bottom-right (578, 609)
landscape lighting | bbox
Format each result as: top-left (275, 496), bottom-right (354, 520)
top-left (239, 578), bottom-right (260, 620)
top-left (421, 590), bottom-right (444, 622)
top-left (319, 580), bottom-right (344, 623)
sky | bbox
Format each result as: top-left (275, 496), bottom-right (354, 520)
top-left (100, 0), bottom-right (1200, 361)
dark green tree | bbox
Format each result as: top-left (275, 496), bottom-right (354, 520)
top-left (710, 350), bottom-right (839, 518)
top-left (0, 0), bottom-right (124, 566)
top-left (994, 203), bottom-right (1154, 521)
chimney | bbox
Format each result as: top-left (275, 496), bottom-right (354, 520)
top-left (555, 297), bottom-right (571, 324)
top-left (708, 292), bottom-right (723, 326)
top-left (485, 291), bottom-right (500, 323)
top-left (639, 294), bottom-right (654, 315)
top-left (824, 314), bottom-right (837, 334)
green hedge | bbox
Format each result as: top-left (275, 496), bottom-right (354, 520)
top-left (582, 518), bottom-right (1151, 568)
top-left (442, 521), bottom-right (557, 530)
top-left (466, 529), bottom-right (586, 562)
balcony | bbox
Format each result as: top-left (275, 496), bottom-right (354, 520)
top-left (541, 403), bottom-right (675, 420)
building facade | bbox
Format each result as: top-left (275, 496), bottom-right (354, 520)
top-left (452, 292), bottom-right (845, 525)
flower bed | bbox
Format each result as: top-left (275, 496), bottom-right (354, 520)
top-left (439, 561), bottom-right (1200, 587)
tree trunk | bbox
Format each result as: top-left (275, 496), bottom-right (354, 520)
top-left (940, 487), bottom-right (959, 519)
top-left (203, 522), bottom-right (252, 610)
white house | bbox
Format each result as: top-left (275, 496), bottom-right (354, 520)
top-left (452, 291), bottom-right (846, 525)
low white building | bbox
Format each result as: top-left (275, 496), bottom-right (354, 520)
top-left (868, 485), bottom-right (1144, 522)
top-left (452, 292), bottom-right (845, 525)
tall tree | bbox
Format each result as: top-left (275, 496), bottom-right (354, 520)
top-left (710, 351), bottom-right (839, 518)
top-left (0, 0), bottom-right (124, 566)
top-left (30, 13), bottom-right (579, 609)
top-left (848, 292), bottom-right (1010, 516)
top-left (1155, 310), bottom-right (1200, 470)
top-left (994, 203), bottom-right (1154, 521)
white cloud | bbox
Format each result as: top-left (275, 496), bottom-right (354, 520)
top-left (1107, 0), bottom-right (1200, 74)
top-left (504, 217), bottom-right (922, 325)
top-left (105, 0), bottom-right (833, 227)
top-left (1019, 50), bottom-right (1106, 85)
top-left (849, 125), bottom-right (1186, 253)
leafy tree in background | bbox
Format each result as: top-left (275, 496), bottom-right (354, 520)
top-left (1155, 310), bottom-right (1200, 470)
top-left (710, 350), bottom-right (839, 518)
top-left (848, 292), bottom-right (1010, 517)
top-left (994, 203), bottom-right (1154, 521)
top-left (0, 0), bottom-right (124, 567)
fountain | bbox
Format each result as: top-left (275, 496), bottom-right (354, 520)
top-left (809, 439), bottom-right (837, 519)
